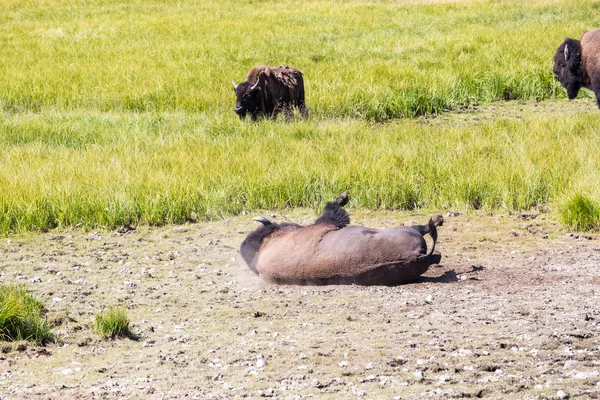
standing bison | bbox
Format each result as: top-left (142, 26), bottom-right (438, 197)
top-left (553, 28), bottom-right (600, 107)
top-left (232, 65), bottom-right (308, 120)
top-left (240, 192), bottom-right (443, 286)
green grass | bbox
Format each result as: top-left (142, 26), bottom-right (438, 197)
top-left (94, 307), bottom-right (133, 339)
top-left (1, 0), bottom-right (600, 233)
top-left (560, 193), bottom-right (600, 232)
top-left (1, 109), bottom-right (600, 233)
top-left (0, 0), bottom-right (592, 119)
top-left (0, 284), bottom-right (54, 345)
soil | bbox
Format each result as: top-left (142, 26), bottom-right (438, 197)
top-left (1, 206), bottom-right (599, 400)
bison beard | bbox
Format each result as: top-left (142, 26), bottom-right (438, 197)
top-left (240, 192), bottom-right (443, 286)
top-left (232, 65), bottom-right (308, 120)
top-left (553, 29), bottom-right (600, 108)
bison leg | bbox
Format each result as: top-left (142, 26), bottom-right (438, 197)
top-left (249, 111), bottom-right (261, 121)
top-left (314, 192), bottom-right (350, 228)
top-left (298, 103), bottom-right (308, 119)
top-left (333, 191), bottom-right (349, 207)
top-left (271, 103), bottom-right (293, 121)
top-left (591, 80), bottom-right (600, 109)
top-left (282, 104), bottom-right (294, 121)
top-left (270, 102), bottom-right (282, 120)
top-left (408, 214), bottom-right (444, 256)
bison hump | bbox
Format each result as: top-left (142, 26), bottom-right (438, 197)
top-left (582, 29), bottom-right (600, 73)
top-left (246, 65), bottom-right (269, 82)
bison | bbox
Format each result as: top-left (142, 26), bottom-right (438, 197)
top-left (553, 28), bottom-right (600, 107)
top-left (232, 65), bottom-right (308, 120)
top-left (240, 192), bottom-right (443, 286)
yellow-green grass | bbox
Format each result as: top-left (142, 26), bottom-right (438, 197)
top-left (94, 307), bottom-right (133, 339)
top-left (0, 284), bottom-right (54, 345)
top-left (1, 109), bottom-right (600, 234)
top-left (1, 0), bottom-right (600, 233)
top-left (559, 193), bottom-right (600, 232)
top-left (0, 0), bottom-right (593, 119)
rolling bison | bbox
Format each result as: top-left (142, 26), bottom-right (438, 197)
top-left (232, 65), bottom-right (308, 120)
top-left (553, 28), bottom-right (600, 107)
top-left (240, 192), bottom-right (443, 286)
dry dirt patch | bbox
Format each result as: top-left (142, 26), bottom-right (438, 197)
top-left (0, 209), bottom-right (599, 399)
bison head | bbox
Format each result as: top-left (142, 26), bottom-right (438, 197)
top-left (232, 78), bottom-right (262, 120)
top-left (553, 38), bottom-right (584, 100)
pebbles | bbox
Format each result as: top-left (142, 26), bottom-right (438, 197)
top-left (58, 368), bottom-right (74, 375)
top-left (413, 370), bottom-right (424, 381)
top-left (557, 390), bottom-right (570, 399)
top-left (256, 356), bottom-right (267, 369)
top-left (3, 211), bottom-right (600, 399)
top-left (568, 370), bottom-right (599, 379)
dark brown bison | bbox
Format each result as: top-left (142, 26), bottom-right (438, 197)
top-left (232, 65), bottom-right (308, 120)
top-left (240, 192), bottom-right (443, 286)
top-left (553, 28), bottom-right (600, 107)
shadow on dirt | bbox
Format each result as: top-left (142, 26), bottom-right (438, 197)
top-left (417, 270), bottom-right (458, 283)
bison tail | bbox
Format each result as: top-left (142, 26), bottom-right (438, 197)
top-left (426, 214), bottom-right (443, 256)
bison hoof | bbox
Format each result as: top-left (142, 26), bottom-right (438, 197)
top-left (334, 192), bottom-right (349, 207)
top-left (431, 214), bottom-right (444, 227)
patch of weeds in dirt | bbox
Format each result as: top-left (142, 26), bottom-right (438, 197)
top-left (560, 193), bottom-right (600, 232)
top-left (0, 284), bottom-right (54, 345)
top-left (94, 307), bottom-right (134, 339)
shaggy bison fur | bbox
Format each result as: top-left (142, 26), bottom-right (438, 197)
top-left (553, 28), bottom-right (600, 107)
top-left (240, 192), bottom-right (443, 286)
top-left (232, 65), bottom-right (308, 120)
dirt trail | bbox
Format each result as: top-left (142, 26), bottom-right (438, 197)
top-left (0, 209), bottom-right (599, 399)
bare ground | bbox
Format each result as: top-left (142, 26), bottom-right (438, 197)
top-left (0, 206), bottom-right (599, 400)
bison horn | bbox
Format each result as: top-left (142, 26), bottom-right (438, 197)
top-left (232, 80), bottom-right (238, 90)
top-left (252, 216), bottom-right (272, 226)
top-left (250, 78), bottom-right (260, 91)
top-left (564, 44), bottom-right (569, 60)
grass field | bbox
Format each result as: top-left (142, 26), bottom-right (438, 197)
top-left (0, 0), bottom-right (585, 117)
top-left (1, 0), bottom-right (600, 234)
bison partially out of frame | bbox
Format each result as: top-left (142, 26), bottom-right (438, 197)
top-left (232, 65), bottom-right (308, 120)
top-left (553, 28), bottom-right (600, 108)
top-left (240, 192), bottom-right (443, 286)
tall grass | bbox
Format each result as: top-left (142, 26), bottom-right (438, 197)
top-left (1, 1), bottom-right (600, 232)
top-left (560, 194), bottom-right (600, 232)
top-left (0, 0), bottom-right (595, 118)
top-left (0, 284), bottom-right (54, 344)
top-left (94, 307), bottom-right (133, 339)
top-left (1, 109), bottom-right (600, 234)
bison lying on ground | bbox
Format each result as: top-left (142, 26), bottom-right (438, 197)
top-left (553, 28), bottom-right (600, 108)
top-left (240, 192), bottom-right (443, 286)
top-left (232, 65), bottom-right (308, 120)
